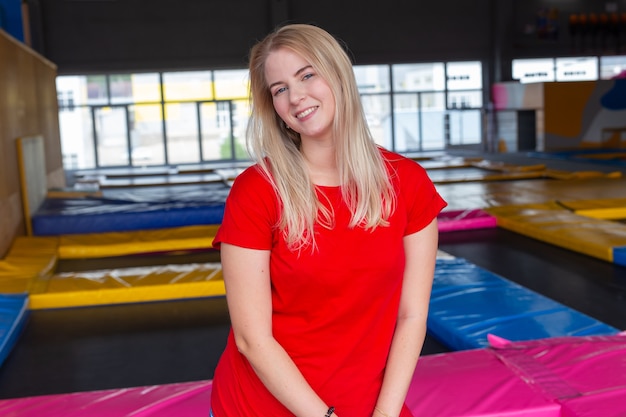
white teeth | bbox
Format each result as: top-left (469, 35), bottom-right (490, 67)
top-left (296, 107), bottom-right (316, 118)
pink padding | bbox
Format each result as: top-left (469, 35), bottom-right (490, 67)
top-left (406, 349), bottom-right (560, 417)
top-left (1, 335), bottom-right (624, 417)
top-left (493, 335), bottom-right (626, 399)
top-left (492, 334), bottom-right (626, 417)
top-left (0, 380), bottom-right (212, 417)
top-left (437, 209), bottom-right (497, 232)
top-left (560, 390), bottom-right (626, 417)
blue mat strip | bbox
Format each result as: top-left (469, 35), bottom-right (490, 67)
top-left (428, 257), bottom-right (620, 351)
top-left (0, 294), bottom-right (29, 366)
top-left (613, 246), bottom-right (626, 267)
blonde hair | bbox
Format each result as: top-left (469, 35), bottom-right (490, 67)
top-left (247, 23), bottom-right (395, 250)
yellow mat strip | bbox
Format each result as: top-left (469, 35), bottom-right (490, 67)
top-left (486, 202), bottom-right (626, 262)
top-left (57, 225), bottom-right (220, 259)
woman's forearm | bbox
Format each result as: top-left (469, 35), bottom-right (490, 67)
top-left (374, 221), bottom-right (438, 417)
top-left (373, 316), bottom-right (427, 417)
top-left (236, 334), bottom-right (337, 417)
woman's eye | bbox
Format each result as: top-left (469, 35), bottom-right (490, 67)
top-left (273, 86), bottom-right (287, 96)
top-left (303, 73), bottom-right (314, 80)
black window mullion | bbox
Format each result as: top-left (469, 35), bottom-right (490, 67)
top-left (91, 106), bottom-right (100, 167)
top-left (417, 92), bottom-right (423, 151)
top-left (159, 73), bottom-right (169, 166)
top-left (388, 65), bottom-right (396, 153)
top-left (125, 105), bottom-right (132, 166)
top-left (228, 100), bottom-right (236, 160)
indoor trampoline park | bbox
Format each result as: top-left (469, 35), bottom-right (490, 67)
top-left (2, 1), bottom-right (626, 417)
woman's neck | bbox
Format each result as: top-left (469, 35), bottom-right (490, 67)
top-left (301, 142), bottom-right (340, 187)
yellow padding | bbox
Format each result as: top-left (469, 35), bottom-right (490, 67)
top-left (435, 170), bottom-right (546, 185)
top-left (544, 170), bottom-right (622, 180)
top-left (0, 236), bottom-right (58, 292)
top-left (575, 207), bottom-right (626, 220)
top-left (486, 203), bottom-right (626, 262)
top-left (29, 263), bottom-right (225, 309)
top-left (58, 225), bottom-right (220, 259)
top-left (555, 198), bottom-right (626, 220)
top-left (469, 160), bottom-right (546, 172)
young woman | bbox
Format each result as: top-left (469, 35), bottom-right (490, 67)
top-left (210, 24), bottom-right (447, 417)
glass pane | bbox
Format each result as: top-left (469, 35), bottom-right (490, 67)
top-left (201, 102), bottom-right (228, 160)
top-left (392, 63), bottom-right (445, 91)
top-left (163, 71), bottom-right (214, 101)
top-left (129, 104), bottom-right (165, 166)
top-left (231, 99), bottom-right (251, 160)
top-left (361, 94), bottom-right (392, 149)
top-left (86, 75), bottom-right (109, 105)
top-left (512, 58), bottom-right (555, 83)
top-left (202, 100), bottom-right (250, 161)
top-left (446, 61), bottom-right (482, 90)
top-left (600, 55), bottom-right (626, 80)
top-left (354, 65), bottom-right (390, 93)
top-left (556, 57), bottom-right (598, 81)
top-left (214, 70), bottom-right (249, 100)
top-left (448, 110), bottom-right (482, 146)
top-left (111, 73), bottom-right (161, 104)
top-left (165, 102), bottom-right (201, 164)
top-left (59, 106), bottom-right (95, 169)
top-left (393, 93), bottom-right (421, 152)
top-left (447, 90), bottom-right (483, 109)
top-left (208, 100), bottom-right (250, 160)
top-left (94, 106), bottom-right (129, 167)
top-left (56, 75), bottom-right (88, 107)
top-left (109, 74), bottom-right (133, 104)
top-left (421, 92), bottom-right (446, 150)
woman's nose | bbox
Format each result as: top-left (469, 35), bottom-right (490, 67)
top-left (289, 85), bottom-right (305, 104)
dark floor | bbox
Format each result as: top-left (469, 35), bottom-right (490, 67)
top-left (0, 227), bottom-right (624, 400)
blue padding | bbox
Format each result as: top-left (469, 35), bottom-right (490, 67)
top-left (527, 149), bottom-right (626, 167)
top-left (428, 258), bottom-right (620, 351)
top-left (0, 294), bottom-right (29, 366)
top-left (31, 184), bottom-right (229, 235)
top-left (613, 246), bottom-right (626, 267)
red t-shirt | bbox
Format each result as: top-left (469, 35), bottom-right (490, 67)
top-left (211, 149), bottom-right (447, 417)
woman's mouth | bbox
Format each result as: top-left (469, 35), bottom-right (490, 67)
top-left (296, 107), bottom-right (317, 119)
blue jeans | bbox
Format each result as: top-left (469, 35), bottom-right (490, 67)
top-left (210, 409), bottom-right (214, 417)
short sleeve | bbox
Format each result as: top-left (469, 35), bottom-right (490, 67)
top-left (212, 165), bottom-right (279, 250)
top-left (396, 156), bottom-right (447, 235)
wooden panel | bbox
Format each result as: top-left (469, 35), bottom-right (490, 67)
top-left (16, 136), bottom-right (48, 236)
top-left (0, 29), bottom-right (61, 256)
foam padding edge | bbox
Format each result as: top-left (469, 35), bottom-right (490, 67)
top-left (28, 279), bottom-right (226, 310)
top-left (57, 224), bottom-right (220, 259)
top-left (486, 203), bottom-right (626, 263)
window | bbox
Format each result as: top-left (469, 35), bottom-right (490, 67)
top-left (555, 57), bottom-right (598, 81)
top-left (392, 63), bottom-right (445, 92)
top-left (512, 58), bottom-right (555, 83)
top-left (600, 55), bottom-right (626, 80)
top-left (163, 71), bottom-right (214, 101)
top-left (57, 62), bottom-right (485, 171)
top-left (214, 69), bottom-right (249, 99)
top-left (354, 65), bottom-right (390, 93)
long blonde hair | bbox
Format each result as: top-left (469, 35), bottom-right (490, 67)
top-left (247, 24), bottom-right (395, 250)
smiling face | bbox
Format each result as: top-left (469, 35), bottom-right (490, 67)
top-left (264, 47), bottom-right (336, 145)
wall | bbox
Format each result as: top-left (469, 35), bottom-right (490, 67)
top-left (25, 0), bottom-right (495, 74)
top-left (511, 0), bottom-right (626, 59)
top-left (25, 0), bottom-right (626, 82)
top-left (491, 79), bottom-right (626, 151)
top-left (544, 79), bottom-right (626, 150)
top-left (0, 29), bottom-right (63, 257)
